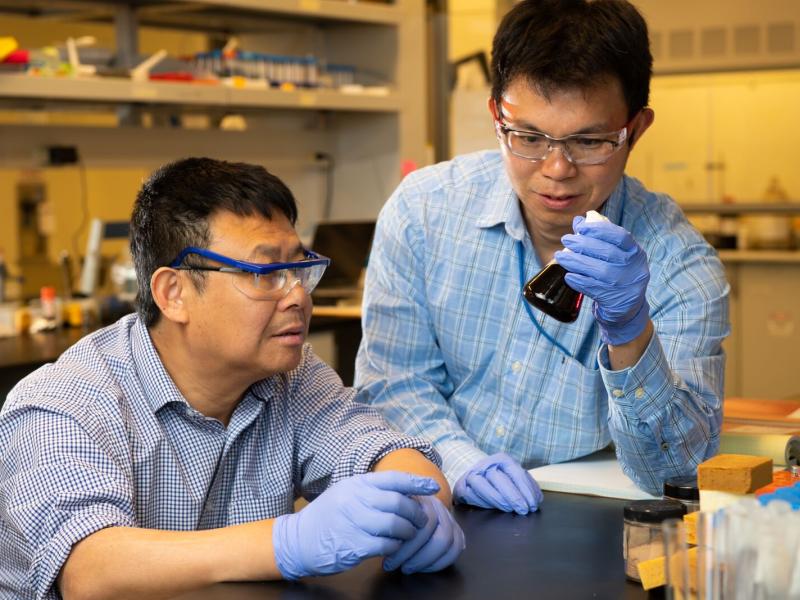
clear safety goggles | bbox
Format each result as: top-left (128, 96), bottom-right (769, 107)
top-left (169, 246), bottom-right (330, 301)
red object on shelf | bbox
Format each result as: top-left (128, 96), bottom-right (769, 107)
top-left (149, 72), bottom-right (195, 82)
top-left (1, 49), bottom-right (29, 64)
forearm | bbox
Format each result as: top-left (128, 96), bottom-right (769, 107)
top-left (59, 520), bottom-right (280, 600)
top-left (603, 335), bottom-right (724, 494)
top-left (373, 448), bottom-right (452, 505)
top-left (607, 319), bottom-right (653, 371)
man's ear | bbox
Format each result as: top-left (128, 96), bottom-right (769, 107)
top-left (150, 267), bottom-right (190, 325)
top-left (629, 107), bottom-right (655, 148)
top-left (487, 97), bottom-right (502, 139)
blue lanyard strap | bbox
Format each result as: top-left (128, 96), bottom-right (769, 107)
top-left (516, 240), bottom-right (575, 360)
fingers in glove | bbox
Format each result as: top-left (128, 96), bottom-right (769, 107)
top-left (463, 473), bottom-right (512, 511)
top-left (560, 233), bottom-right (630, 263)
top-left (562, 271), bottom-right (607, 297)
top-left (352, 507), bottom-right (422, 541)
top-left (418, 515), bottom-right (465, 573)
top-left (357, 487), bottom-right (429, 530)
top-left (400, 499), bottom-right (457, 574)
top-left (484, 467), bottom-right (530, 514)
top-left (383, 498), bottom-right (438, 571)
top-left (364, 471), bottom-right (440, 497)
top-left (572, 219), bottom-right (636, 250)
top-left (495, 462), bottom-right (543, 511)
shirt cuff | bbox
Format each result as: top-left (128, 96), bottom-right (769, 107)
top-left (336, 430), bottom-right (441, 483)
top-left (437, 439), bottom-right (489, 489)
top-left (30, 506), bottom-right (134, 599)
top-left (598, 331), bottom-right (675, 423)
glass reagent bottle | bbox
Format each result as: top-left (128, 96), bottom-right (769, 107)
top-left (523, 210), bottom-right (608, 323)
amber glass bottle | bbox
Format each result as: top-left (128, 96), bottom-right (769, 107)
top-left (523, 261), bottom-right (582, 323)
top-left (523, 210), bottom-right (607, 323)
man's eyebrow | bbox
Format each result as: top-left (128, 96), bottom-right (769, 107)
top-left (248, 243), bottom-right (305, 261)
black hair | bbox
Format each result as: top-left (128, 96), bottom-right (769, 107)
top-left (491, 0), bottom-right (653, 119)
top-left (129, 157), bottom-right (298, 327)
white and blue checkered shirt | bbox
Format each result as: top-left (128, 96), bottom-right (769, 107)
top-left (0, 314), bottom-right (439, 600)
top-left (355, 150), bottom-right (729, 496)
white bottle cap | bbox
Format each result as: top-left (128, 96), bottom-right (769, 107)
top-left (585, 210), bottom-right (609, 223)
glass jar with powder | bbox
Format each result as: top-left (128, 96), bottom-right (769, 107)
top-left (623, 499), bottom-right (686, 581)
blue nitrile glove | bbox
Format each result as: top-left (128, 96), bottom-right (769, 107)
top-left (272, 471), bottom-right (439, 580)
top-left (383, 495), bottom-right (466, 574)
top-left (453, 452), bottom-right (543, 515)
top-left (555, 216), bottom-right (651, 346)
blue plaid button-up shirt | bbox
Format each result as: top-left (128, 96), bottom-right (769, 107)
top-left (356, 150), bottom-right (729, 496)
top-left (0, 314), bottom-right (439, 600)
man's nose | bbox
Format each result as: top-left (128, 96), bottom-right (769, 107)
top-left (540, 142), bottom-right (576, 179)
top-left (281, 276), bottom-right (303, 299)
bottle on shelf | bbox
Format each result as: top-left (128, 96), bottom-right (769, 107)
top-left (523, 210), bottom-right (609, 323)
top-left (747, 176), bottom-right (792, 250)
top-left (717, 195), bottom-right (738, 250)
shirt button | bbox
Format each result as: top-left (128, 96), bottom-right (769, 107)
top-left (612, 388), bottom-right (624, 398)
top-left (511, 361), bottom-right (522, 373)
top-left (661, 442), bottom-right (670, 451)
top-left (635, 387), bottom-right (645, 399)
top-left (495, 425), bottom-right (506, 437)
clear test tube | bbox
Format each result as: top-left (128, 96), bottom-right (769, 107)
top-left (257, 53), bottom-right (267, 83)
top-left (305, 56), bottom-right (318, 87)
top-left (695, 509), bottom-right (722, 600)
top-left (727, 499), bottom-right (760, 600)
top-left (757, 500), bottom-right (793, 598)
top-left (663, 518), bottom-right (690, 600)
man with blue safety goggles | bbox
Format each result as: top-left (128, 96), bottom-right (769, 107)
top-left (0, 158), bottom-right (464, 600)
top-left (169, 246), bottom-right (331, 301)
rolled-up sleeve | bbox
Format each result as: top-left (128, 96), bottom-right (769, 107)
top-left (286, 348), bottom-right (441, 500)
top-left (598, 240), bottom-right (729, 495)
top-left (0, 406), bottom-right (135, 600)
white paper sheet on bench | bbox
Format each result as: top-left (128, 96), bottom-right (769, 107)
top-left (528, 450), bottom-right (657, 500)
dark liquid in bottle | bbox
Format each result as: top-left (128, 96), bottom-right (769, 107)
top-left (523, 262), bottom-right (583, 323)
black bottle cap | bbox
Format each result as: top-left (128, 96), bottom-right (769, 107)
top-left (663, 477), bottom-right (700, 501)
top-left (623, 499), bottom-right (686, 523)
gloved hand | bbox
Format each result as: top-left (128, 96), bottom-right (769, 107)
top-left (453, 452), bottom-right (543, 514)
top-left (555, 216), bottom-right (650, 346)
top-left (272, 471), bottom-right (439, 580)
top-left (383, 495), bottom-right (466, 574)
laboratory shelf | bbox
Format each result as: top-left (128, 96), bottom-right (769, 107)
top-left (0, 0), bottom-right (403, 26)
top-left (184, 0), bottom-right (403, 25)
top-left (0, 75), bottom-right (401, 112)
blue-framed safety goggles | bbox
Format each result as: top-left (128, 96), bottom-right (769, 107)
top-left (169, 246), bottom-right (330, 300)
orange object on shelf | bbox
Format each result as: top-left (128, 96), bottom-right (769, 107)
top-left (723, 397), bottom-right (800, 425)
top-left (755, 469), bottom-right (800, 496)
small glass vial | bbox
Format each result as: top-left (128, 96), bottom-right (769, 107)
top-left (623, 499), bottom-right (686, 581)
top-left (663, 476), bottom-right (700, 513)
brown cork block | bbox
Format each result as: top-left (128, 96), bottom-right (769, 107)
top-left (697, 453), bottom-right (773, 494)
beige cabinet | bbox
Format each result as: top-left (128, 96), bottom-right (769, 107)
top-left (721, 252), bottom-right (800, 399)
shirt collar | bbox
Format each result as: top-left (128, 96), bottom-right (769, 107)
top-left (130, 317), bottom-right (192, 413)
top-left (130, 316), bottom-right (277, 414)
top-left (475, 168), bottom-right (529, 242)
top-left (600, 176), bottom-right (627, 226)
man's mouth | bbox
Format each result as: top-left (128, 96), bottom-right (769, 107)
top-left (273, 324), bottom-right (305, 344)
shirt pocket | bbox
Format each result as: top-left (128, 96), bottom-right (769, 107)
top-left (540, 354), bottom-right (609, 462)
